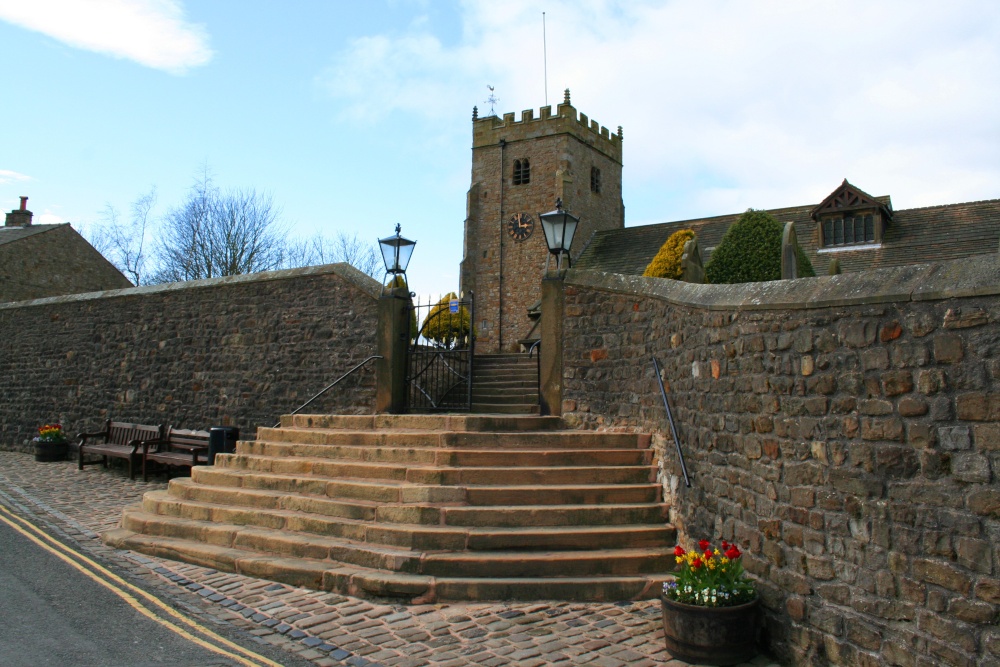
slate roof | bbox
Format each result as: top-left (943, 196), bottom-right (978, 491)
top-left (575, 196), bottom-right (1000, 276)
top-left (0, 223), bottom-right (64, 246)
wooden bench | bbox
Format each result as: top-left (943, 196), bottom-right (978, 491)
top-left (78, 420), bottom-right (164, 480)
top-left (142, 428), bottom-right (211, 482)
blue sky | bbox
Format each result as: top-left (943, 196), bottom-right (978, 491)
top-left (1, 0), bottom-right (998, 298)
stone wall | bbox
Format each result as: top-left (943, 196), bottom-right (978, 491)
top-left (0, 264), bottom-right (380, 450)
top-left (559, 257), bottom-right (1000, 666)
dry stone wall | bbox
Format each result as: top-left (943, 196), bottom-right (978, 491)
top-left (0, 264), bottom-right (379, 451)
top-left (560, 258), bottom-right (1000, 667)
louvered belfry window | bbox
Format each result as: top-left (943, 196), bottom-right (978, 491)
top-left (591, 167), bottom-right (602, 193)
top-left (823, 214), bottom-right (875, 247)
top-left (513, 159), bottom-right (530, 185)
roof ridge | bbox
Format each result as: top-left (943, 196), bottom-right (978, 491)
top-left (895, 198), bottom-right (1000, 213)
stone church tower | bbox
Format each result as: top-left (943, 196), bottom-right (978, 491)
top-left (460, 90), bottom-right (624, 353)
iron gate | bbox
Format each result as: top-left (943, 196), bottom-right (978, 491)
top-left (404, 293), bottom-right (475, 412)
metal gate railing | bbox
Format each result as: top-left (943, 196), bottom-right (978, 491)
top-left (405, 293), bottom-right (474, 412)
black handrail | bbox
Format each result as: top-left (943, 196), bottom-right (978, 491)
top-left (527, 339), bottom-right (541, 409)
top-left (274, 355), bottom-right (382, 428)
top-left (652, 356), bottom-right (691, 487)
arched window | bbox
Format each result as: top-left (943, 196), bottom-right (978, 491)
top-left (513, 158), bottom-right (530, 185)
top-left (590, 166), bottom-right (602, 193)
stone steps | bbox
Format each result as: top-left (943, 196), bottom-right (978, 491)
top-left (240, 440), bottom-right (651, 466)
top-left (105, 414), bottom-right (675, 602)
top-left (104, 529), bottom-right (665, 602)
top-left (471, 353), bottom-right (539, 415)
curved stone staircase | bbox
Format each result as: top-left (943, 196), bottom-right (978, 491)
top-left (104, 414), bottom-right (676, 602)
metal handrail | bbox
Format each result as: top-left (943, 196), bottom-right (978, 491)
top-left (652, 356), bottom-right (691, 487)
top-left (274, 355), bottom-right (382, 428)
top-left (527, 340), bottom-right (542, 409)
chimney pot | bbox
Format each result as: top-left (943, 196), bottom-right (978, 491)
top-left (19, 196), bottom-right (27, 211)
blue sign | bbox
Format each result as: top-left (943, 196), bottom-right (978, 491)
top-left (449, 299), bottom-right (459, 313)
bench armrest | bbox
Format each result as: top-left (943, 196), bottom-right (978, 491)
top-left (77, 430), bottom-right (109, 446)
top-left (128, 436), bottom-right (161, 455)
top-left (141, 438), bottom-right (167, 456)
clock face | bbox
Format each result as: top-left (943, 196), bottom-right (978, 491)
top-left (507, 213), bottom-right (534, 241)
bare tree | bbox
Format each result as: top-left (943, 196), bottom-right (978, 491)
top-left (284, 231), bottom-right (381, 277)
top-left (151, 173), bottom-right (286, 283)
top-left (89, 187), bottom-right (156, 285)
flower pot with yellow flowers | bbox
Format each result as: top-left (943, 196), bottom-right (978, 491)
top-left (33, 423), bottom-right (69, 462)
top-left (661, 539), bottom-right (760, 666)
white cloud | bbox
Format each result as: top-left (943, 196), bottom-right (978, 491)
top-left (0, 170), bottom-right (31, 185)
top-left (320, 0), bottom-right (1000, 216)
top-left (0, 0), bottom-right (211, 74)
top-left (36, 212), bottom-right (67, 225)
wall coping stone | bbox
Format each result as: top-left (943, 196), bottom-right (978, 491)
top-left (0, 262), bottom-right (381, 311)
top-left (564, 253), bottom-right (1000, 310)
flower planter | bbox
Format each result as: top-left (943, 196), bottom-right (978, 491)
top-left (34, 441), bottom-right (69, 462)
top-left (661, 594), bottom-right (759, 666)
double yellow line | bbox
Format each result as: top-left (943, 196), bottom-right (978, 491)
top-left (0, 504), bottom-right (285, 667)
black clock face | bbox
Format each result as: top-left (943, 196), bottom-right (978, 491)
top-left (507, 213), bottom-right (534, 241)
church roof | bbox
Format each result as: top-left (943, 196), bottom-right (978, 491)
top-left (575, 194), bottom-right (1000, 276)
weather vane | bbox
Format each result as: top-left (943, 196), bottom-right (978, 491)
top-left (485, 85), bottom-right (499, 116)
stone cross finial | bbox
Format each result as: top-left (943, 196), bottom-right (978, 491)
top-left (680, 237), bottom-right (705, 283)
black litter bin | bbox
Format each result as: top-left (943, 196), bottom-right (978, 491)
top-left (208, 426), bottom-right (239, 464)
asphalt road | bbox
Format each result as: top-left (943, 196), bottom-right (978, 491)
top-left (0, 513), bottom-right (311, 667)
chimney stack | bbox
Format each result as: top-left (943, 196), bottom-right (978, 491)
top-left (5, 196), bottom-right (33, 227)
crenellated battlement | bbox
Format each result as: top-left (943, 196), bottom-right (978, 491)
top-left (472, 90), bottom-right (622, 163)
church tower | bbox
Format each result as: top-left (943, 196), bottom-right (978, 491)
top-left (460, 90), bottom-right (624, 353)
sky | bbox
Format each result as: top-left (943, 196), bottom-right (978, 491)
top-left (1, 0), bottom-right (998, 299)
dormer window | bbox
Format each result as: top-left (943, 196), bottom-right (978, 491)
top-left (823, 214), bottom-right (875, 246)
top-left (513, 159), bottom-right (530, 185)
top-left (811, 179), bottom-right (892, 250)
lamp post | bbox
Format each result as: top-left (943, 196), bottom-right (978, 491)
top-left (539, 198), bottom-right (580, 272)
top-left (378, 223), bottom-right (416, 294)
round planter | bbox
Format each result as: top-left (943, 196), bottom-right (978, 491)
top-left (661, 594), bottom-right (759, 666)
top-left (34, 440), bottom-right (69, 462)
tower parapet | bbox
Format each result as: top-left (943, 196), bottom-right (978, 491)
top-left (472, 90), bottom-right (622, 164)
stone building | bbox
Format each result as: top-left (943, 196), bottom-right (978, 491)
top-left (460, 90), bottom-right (624, 353)
top-left (575, 179), bottom-right (1000, 277)
top-left (0, 197), bottom-right (132, 303)
top-left (461, 93), bottom-right (999, 352)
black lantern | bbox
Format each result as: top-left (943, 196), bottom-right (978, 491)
top-left (539, 198), bottom-right (580, 271)
top-left (379, 223), bottom-right (416, 293)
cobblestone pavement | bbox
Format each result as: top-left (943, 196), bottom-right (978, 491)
top-left (0, 452), bottom-right (783, 667)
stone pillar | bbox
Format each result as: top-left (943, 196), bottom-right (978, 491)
top-left (781, 222), bottom-right (798, 280)
top-left (540, 272), bottom-right (565, 416)
top-left (376, 288), bottom-right (412, 414)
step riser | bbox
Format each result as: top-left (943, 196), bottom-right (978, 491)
top-left (193, 467), bottom-right (660, 506)
top-left (214, 455), bottom-right (652, 485)
top-left (108, 530), bottom-right (666, 602)
top-left (285, 415), bottom-right (562, 432)
top-left (465, 486), bottom-right (661, 506)
top-left (122, 508), bottom-right (676, 558)
top-left (121, 511), bottom-right (671, 577)
top-left (257, 429), bottom-right (644, 450)
top-left (407, 467), bottom-right (655, 486)
top-left (158, 483), bottom-right (666, 528)
top-left (237, 443), bottom-right (648, 467)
